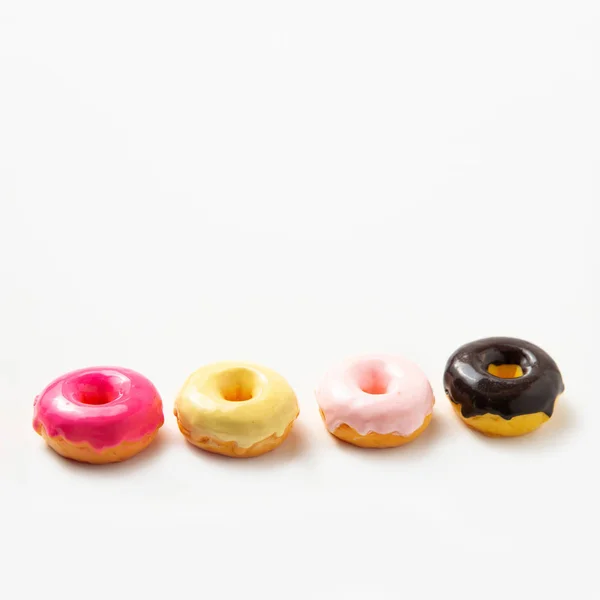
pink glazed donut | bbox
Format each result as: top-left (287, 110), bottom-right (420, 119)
top-left (33, 367), bottom-right (164, 463)
top-left (315, 355), bottom-right (435, 448)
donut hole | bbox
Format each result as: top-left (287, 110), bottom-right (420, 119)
top-left (353, 360), bottom-right (392, 395)
top-left (72, 373), bottom-right (123, 405)
top-left (487, 363), bottom-right (524, 379)
top-left (216, 368), bottom-right (262, 402)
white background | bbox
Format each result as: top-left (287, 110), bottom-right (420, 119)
top-left (1, 2), bottom-right (598, 599)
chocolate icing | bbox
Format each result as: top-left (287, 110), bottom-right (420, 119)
top-left (443, 337), bottom-right (564, 419)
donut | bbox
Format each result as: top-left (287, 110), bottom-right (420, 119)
top-left (444, 337), bottom-right (564, 437)
top-left (33, 367), bottom-right (164, 464)
top-left (315, 355), bottom-right (435, 448)
top-left (174, 361), bottom-right (299, 458)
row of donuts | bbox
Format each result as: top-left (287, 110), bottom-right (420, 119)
top-left (32, 336), bottom-right (565, 463)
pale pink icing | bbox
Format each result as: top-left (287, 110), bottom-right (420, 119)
top-left (315, 355), bottom-right (434, 436)
top-left (33, 367), bottom-right (164, 450)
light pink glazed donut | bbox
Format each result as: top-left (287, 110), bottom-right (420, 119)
top-left (315, 355), bottom-right (435, 448)
top-left (33, 367), bottom-right (164, 463)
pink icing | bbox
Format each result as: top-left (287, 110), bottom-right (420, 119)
top-left (315, 355), bottom-right (434, 436)
top-left (33, 367), bottom-right (164, 450)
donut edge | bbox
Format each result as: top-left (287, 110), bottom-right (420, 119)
top-left (449, 400), bottom-right (553, 437)
top-left (174, 411), bottom-right (298, 458)
top-left (35, 424), bottom-right (161, 464)
top-left (319, 409), bottom-right (432, 448)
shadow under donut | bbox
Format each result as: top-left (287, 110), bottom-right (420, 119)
top-left (451, 395), bottom-right (576, 451)
top-left (326, 411), bottom-right (446, 462)
top-left (181, 420), bottom-right (310, 469)
top-left (43, 428), bottom-right (171, 475)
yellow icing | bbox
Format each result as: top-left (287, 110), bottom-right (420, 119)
top-left (174, 362), bottom-right (299, 448)
top-left (451, 402), bottom-right (550, 436)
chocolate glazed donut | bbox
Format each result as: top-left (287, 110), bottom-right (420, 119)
top-left (444, 337), bottom-right (564, 437)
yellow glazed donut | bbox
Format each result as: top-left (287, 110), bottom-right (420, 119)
top-left (174, 362), bottom-right (299, 457)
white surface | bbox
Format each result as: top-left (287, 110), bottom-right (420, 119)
top-left (1, 2), bottom-right (598, 599)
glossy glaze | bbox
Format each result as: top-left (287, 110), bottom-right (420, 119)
top-left (444, 337), bottom-right (564, 419)
top-left (315, 354), bottom-right (435, 436)
top-left (174, 361), bottom-right (299, 449)
top-left (33, 367), bottom-right (164, 449)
